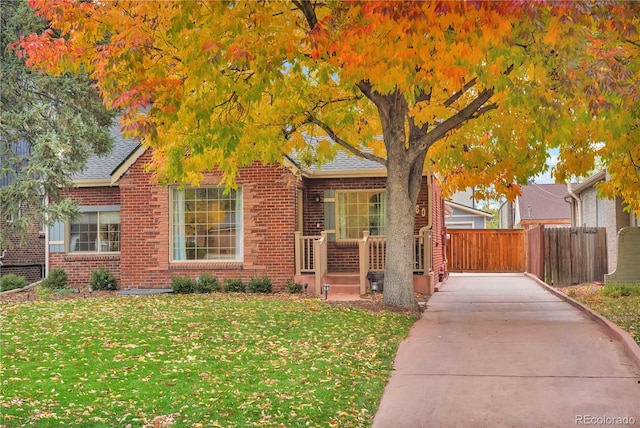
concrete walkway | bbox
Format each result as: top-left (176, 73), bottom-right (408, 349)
top-left (373, 274), bottom-right (640, 428)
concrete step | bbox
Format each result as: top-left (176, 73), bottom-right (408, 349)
top-left (322, 273), bottom-right (360, 285)
top-left (326, 283), bottom-right (361, 295)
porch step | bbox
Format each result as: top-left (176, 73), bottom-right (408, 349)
top-left (322, 273), bottom-right (360, 285)
top-left (322, 273), bottom-right (361, 297)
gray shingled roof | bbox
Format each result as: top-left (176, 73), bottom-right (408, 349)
top-left (75, 131), bottom-right (384, 181)
top-left (518, 183), bottom-right (571, 220)
top-left (297, 135), bottom-right (385, 172)
top-left (73, 124), bottom-right (140, 181)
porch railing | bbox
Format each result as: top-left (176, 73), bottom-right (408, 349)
top-left (294, 231), bottom-right (321, 275)
top-left (295, 229), bottom-right (431, 295)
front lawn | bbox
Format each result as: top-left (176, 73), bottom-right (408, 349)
top-left (0, 294), bottom-right (417, 427)
top-left (561, 283), bottom-right (640, 345)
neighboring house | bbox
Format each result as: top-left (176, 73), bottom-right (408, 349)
top-left (565, 170), bottom-right (639, 274)
top-left (0, 140), bottom-right (45, 284)
top-left (498, 183), bottom-right (571, 230)
top-left (46, 132), bottom-right (448, 296)
top-left (444, 200), bottom-right (492, 229)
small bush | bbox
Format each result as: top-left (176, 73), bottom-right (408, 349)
top-left (0, 274), bottom-right (28, 292)
top-left (89, 267), bottom-right (117, 291)
top-left (247, 276), bottom-right (272, 294)
top-left (42, 268), bottom-right (69, 290)
top-left (171, 276), bottom-right (194, 294)
top-left (566, 289), bottom-right (577, 298)
top-left (224, 278), bottom-right (245, 293)
top-left (194, 273), bottom-right (220, 293)
top-left (34, 283), bottom-right (53, 300)
top-left (285, 278), bottom-right (303, 294)
top-left (601, 283), bottom-right (640, 297)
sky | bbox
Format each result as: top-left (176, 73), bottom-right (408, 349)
top-left (533, 148), bottom-right (560, 184)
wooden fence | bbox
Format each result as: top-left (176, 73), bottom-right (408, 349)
top-left (526, 226), bottom-right (607, 286)
top-left (447, 229), bottom-right (525, 272)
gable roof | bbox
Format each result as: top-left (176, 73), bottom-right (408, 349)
top-left (517, 183), bottom-right (571, 221)
top-left (565, 170), bottom-right (606, 197)
top-left (73, 124), bottom-right (140, 186)
top-left (444, 200), bottom-right (493, 218)
top-left (78, 131), bottom-right (430, 184)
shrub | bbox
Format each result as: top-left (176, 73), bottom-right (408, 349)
top-left (247, 276), bottom-right (272, 294)
top-left (194, 273), bottom-right (220, 293)
top-left (171, 276), bottom-right (194, 294)
top-left (0, 274), bottom-right (28, 292)
top-left (601, 283), bottom-right (640, 297)
top-left (285, 278), bottom-right (303, 294)
top-left (224, 278), bottom-right (245, 293)
top-left (34, 283), bottom-right (53, 300)
top-left (89, 267), bottom-right (117, 291)
top-left (41, 268), bottom-right (69, 290)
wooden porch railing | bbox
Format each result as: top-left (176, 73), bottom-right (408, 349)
top-left (295, 230), bottom-right (431, 295)
top-left (294, 231), bottom-right (321, 275)
top-left (294, 231), bottom-right (327, 295)
top-left (314, 232), bottom-right (328, 295)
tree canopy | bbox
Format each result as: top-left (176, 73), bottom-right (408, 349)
top-left (16, 0), bottom-right (639, 309)
top-left (1, 0), bottom-right (116, 246)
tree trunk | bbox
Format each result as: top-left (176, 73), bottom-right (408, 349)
top-left (382, 145), bottom-right (424, 312)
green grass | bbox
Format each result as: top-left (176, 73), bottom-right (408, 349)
top-left (0, 294), bottom-right (417, 427)
top-left (565, 283), bottom-right (640, 345)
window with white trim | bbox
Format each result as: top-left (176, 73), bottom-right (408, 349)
top-left (336, 190), bottom-right (386, 240)
top-left (69, 211), bottom-right (120, 252)
top-left (171, 187), bottom-right (242, 261)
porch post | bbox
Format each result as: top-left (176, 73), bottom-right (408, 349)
top-left (359, 231), bottom-right (370, 295)
top-left (294, 231), bottom-right (302, 276)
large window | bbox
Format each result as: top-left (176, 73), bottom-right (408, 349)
top-left (337, 190), bottom-right (386, 240)
top-left (69, 210), bottom-right (120, 252)
top-left (172, 187), bottom-right (242, 261)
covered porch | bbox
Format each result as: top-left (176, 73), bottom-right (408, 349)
top-left (294, 228), bottom-right (438, 298)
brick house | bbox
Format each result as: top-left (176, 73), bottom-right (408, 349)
top-left (564, 170), bottom-right (639, 274)
top-left (0, 206), bottom-right (45, 284)
top-left (47, 133), bottom-right (448, 296)
top-left (0, 140), bottom-right (45, 284)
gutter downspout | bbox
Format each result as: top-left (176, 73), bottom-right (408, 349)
top-left (566, 183), bottom-right (581, 226)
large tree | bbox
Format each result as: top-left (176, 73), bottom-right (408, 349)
top-left (1, 0), bottom-right (116, 247)
top-left (17, 1), bottom-right (639, 310)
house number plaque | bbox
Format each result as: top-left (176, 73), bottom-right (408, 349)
top-left (415, 205), bottom-right (427, 217)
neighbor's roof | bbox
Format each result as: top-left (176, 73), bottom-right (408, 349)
top-left (444, 200), bottom-right (493, 218)
top-left (517, 183), bottom-right (571, 220)
top-left (73, 124), bottom-right (140, 184)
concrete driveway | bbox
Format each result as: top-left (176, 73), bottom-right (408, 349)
top-left (373, 274), bottom-right (640, 428)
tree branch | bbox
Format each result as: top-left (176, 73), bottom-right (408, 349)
top-left (292, 0), bottom-right (318, 30)
top-left (443, 77), bottom-right (478, 107)
top-left (306, 115), bottom-right (387, 166)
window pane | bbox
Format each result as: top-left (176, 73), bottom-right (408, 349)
top-left (337, 191), bottom-right (386, 240)
top-left (70, 210), bottom-right (120, 253)
top-left (172, 187), bottom-right (242, 261)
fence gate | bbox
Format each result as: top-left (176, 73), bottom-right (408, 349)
top-left (447, 229), bottom-right (525, 272)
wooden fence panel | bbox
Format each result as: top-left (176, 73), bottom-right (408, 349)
top-left (526, 226), bottom-right (545, 279)
top-left (447, 229), bottom-right (525, 272)
top-left (540, 227), bottom-right (607, 286)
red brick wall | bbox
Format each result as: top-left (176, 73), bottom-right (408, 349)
top-left (50, 253), bottom-right (120, 288)
top-left (0, 203), bottom-right (45, 284)
top-left (117, 152), bottom-right (298, 291)
top-left (301, 176), bottom-right (434, 272)
top-left (49, 186), bottom-right (122, 287)
top-left (430, 179), bottom-right (448, 282)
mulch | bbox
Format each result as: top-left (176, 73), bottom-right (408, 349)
top-left (1, 285), bottom-right (429, 314)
